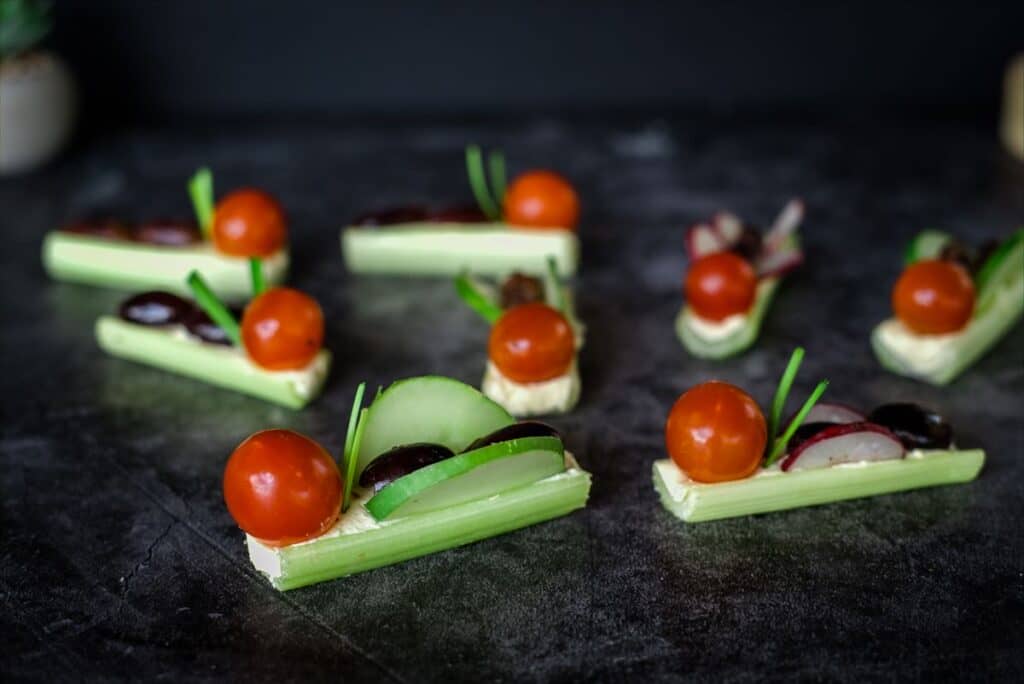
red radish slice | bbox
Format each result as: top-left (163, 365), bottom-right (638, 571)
top-left (685, 223), bottom-right (726, 260)
top-left (781, 422), bottom-right (905, 472)
top-left (712, 211), bottom-right (744, 246)
top-left (763, 198), bottom-right (805, 253)
top-left (803, 403), bottom-right (866, 425)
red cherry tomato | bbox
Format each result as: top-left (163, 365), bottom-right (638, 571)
top-left (212, 189), bottom-right (287, 257)
top-left (685, 251), bottom-right (758, 321)
top-left (892, 259), bottom-right (975, 334)
top-left (488, 303), bottom-right (575, 383)
top-left (223, 429), bottom-right (342, 546)
top-left (241, 287), bottom-right (324, 370)
top-left (665, 381), bottom-right (767, 483)
top-left (503, 170), bottom-right (580, 230)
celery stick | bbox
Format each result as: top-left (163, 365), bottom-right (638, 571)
top-left (248, 454), bottom-right (591, 590)
top-left (653, 449), bottom-right (984, 523)
top-left (341, 225), bottom-right (579, 277)
top-left (675, 278), bottom-right (779, 360)
top-left (42, 232), bottom-right (288, 303)
top-left (95, 316), bottom-right (330, 409)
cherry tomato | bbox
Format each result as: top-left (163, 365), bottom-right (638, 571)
top-left (503, 170), bottom-right (580, 230)
top-left (892, 259), bottom-right (975, 334)
top-left (212, 189), bottom-right (287, 257)
top-left (223, 429), bottom-right (342, 546)
top-left (488, 302), bottom-right (575, 383)
top-left (685, 251), bottom-right (758, 321)
top-left (665, 381), bottom-right (767, 483)
top-left (241, 287), bottom-right (324, 370)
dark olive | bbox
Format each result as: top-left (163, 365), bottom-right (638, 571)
top-left (119, 291), bottom-right (193, 326)
top-left (63, 218), bottom-right (133, 241)
top-left (938, 240), bottom-right (975, 273)
top-left (359, 443), bottom-right (455, 492)
top-left (867, 403), bottom-right (953, 450)
top-left (785, 421), bottom-right (838, 454)
top-left (428, 205), bottom-right (489, 223)
top-left (730, 224), bottom-right (763, 262)
top-left (353, 206), bottom-right (429, 227)
top-left (134, 220), bottom-right (202, 246)
top-left (500, 273), bottom-right (546, 309)
top-left (183, 306), bottom-right (239, 346)
top-left (463, 421), bottom-right (561, 453)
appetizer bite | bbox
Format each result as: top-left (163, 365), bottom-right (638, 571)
top-left (455, 259), bottom-right (583, 416)
top-left (872, 229), bottom-right (1023, 384)
top-left (342, 146), bottom-right (580, 277)
top-left (676, 199), bottom-right (805, 359)
top-left (95, 259), bottom-right (329, 408)
top-left (653, 348), bottom-right (984, 522)
top-left (232, 377), bottom-right (591, 590)
top-left (43, 168), bottom-right (289, 301)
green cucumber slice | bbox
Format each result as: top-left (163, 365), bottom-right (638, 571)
top-left (365, 435), bottom-right (564, 520)
top-left (42, 232), bottom-right (288, 302)
top-left (341, 224), bottom-right (579, 277)
top-left (975, 229), bottom-right (1024, 311)
top-left (247, 453), bottom-right (591, 590)
top-left (95, 316), bottom-right (330, 408)
top-left (654, 449), bottom-right (984, 523)
top-left (903, 230), bottom-right (952, 265)
top-left (675, 279), bottom-right (779, 359)
top-left (354, 376), bottom-right (514, 478)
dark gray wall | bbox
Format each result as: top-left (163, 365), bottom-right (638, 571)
top-left (52, 0), bottom-right (1023, 125)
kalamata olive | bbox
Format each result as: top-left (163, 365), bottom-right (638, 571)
top-left (463, 421), bottom-right (561, 453)
top-left (353, 206), bottom-right (429, 226)
top-left (119, 291), bottom-right (193, 326)
top-left (730, 224), bottom-right (763, 262)
top-left (427, 205), bottom-right (489, 223)
top-left (63, 219), bottom-right (133, 241)
top-left (867, 403), bottom-right (953, 450)
top-left (359, 443), bottom-right (455, 492)
top-left (183, 306), bottom-right (239, 346)
top-left (938, 240), bottom-right (975, 273)
top-left (134, 220), bottom-right (202, 246)
top-left (500, 273), bottom-right (546, 309)
top-left (785, 421), bottom-right (838, 454)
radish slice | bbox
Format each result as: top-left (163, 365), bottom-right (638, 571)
top-left (712, 211), bottom-right (744, 246)
top-left (803, 402), bottom-right (866, 425)
top-left (685, 223), bottom-right (726, 260)
top-left (763, 198), bottom-right (805, 253)
top-left (781, 422), bottom-right (905, 472)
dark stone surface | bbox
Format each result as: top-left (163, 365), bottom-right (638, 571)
top-left (2, 118), bottom-right (1022, 682)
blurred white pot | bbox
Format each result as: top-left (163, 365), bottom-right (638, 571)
top-left (0, 50), bottom-right (74, 174)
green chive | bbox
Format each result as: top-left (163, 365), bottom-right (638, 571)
top-left (544, 255), bottom-right (566, 313)
top-left (188, 167), bottom-right (215, 238)
top-left (768, 347), bottom-right (805, 440)
top-left (465, 145), bottom-right (501, 221)
top-left (186, 270), bottom-right (240, 346)
top-left (765, 379), bottom-right (829, 466)
top-left (342, 382), bottom-right (367, 512)
top-left (249, 257), bottom-right (265, 297)
top-left (488, 150), bottom-right (507, 204)
top-left (454, 271), bottom-right (504, 323)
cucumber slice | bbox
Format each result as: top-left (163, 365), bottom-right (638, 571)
top-left (975, 229), bottom-right (1024, 311)
top-left (95, 316), bottom-right (330, 408)
top-left (903, 230), bottom-right (952, 265)
top-left (247, 453), bottom-right (591, 590)
top-left (675, 279), bottom-right (779, 359)
top-left (354, 376), bottom-right (514, 478)
top-left (654, 449), bottom-right (984, 523)
top-left (42, 232), bottom-right (289, 302)
top-left (341, 224), bottom-right (579, 277)
top-left (365, 435), bottom-right (564, 520)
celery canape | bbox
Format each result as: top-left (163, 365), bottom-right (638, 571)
top-left (872, 229), bottom-right (1023, 384)
top-left (229, 377), bottom-right (591, 590)
top-left (342, 146), bottom-right (580, 277)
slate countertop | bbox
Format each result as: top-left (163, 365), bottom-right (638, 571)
top-left (2, 117), bottom-right (1022, 682)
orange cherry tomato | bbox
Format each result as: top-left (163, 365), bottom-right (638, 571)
top-left (488, 302), bottom-right (575, 383)
top-left (503, 170), bottom-right (580, 230)
top-left (685, 251), bottom-right (758, 321)
top-left (665, 381), bottom-right (767, 483)
top-left (223, 429), bottom-right (342, 546)
top-left (892, 259), bottom-right (975, 334)
top-left (212, 189), bottom-right (287, 257)
top-left (241, 287), bottom-right (324, 370)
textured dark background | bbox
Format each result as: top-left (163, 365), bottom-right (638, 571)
top-left (3, 1), bottom-right (1024, 682)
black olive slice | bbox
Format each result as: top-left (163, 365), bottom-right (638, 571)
top-left (134, 220), bottom-right (202, 246)
top-left (463, 421), bottom-right (561, 453)
top-left (353, 206), bottom-right (429, 227)
top-left (358, 443), bottom-right (455, 493)
top-left (183, 306), bottom-right (239, 346)
top-left (866, 403), bottom-right (953, 450)
top-left (119, 291), bottom-right (193, 326)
